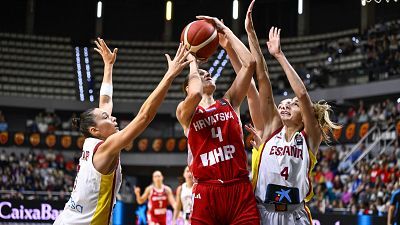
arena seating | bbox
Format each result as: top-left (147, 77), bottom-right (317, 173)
top-left (0, 33), bottom-right (76, 100)
top-left (1, 20), bottom-right (399, 102)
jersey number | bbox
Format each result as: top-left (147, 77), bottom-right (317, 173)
top-left (211, 127), bottom-right (223, 142)
top-left (280, 167), bottom-right (289, 180)
top-left (159, 200), bottom-right (163, 208)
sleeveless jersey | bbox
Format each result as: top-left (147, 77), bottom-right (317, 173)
top-left (187, 99), bottom-right (248, 182)
top-left (148, 185), bottom-right (168, 217)
top-left (57, 137), bottom-right (122, 225)
top-left (181, 182), bottom-right (193, 223)
top-left (252, 127), bottom-right (317, 203)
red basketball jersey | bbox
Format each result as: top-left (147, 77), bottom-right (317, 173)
top-left (147, 186), bottom-right (168, 217)
top-left (187, 99), bottom-right (249, 182)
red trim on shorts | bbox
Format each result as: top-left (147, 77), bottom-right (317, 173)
top-left (302, 130), bottom-right (313, 199)
top-left (303, 202), bottom-right (313, 223)
top-left (107, 172), bottom-right (117, 223)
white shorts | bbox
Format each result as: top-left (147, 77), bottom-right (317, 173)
top-left (257, 202), bottom-right (312, 225)
top-left (53, 215), bottom-right (65, 225)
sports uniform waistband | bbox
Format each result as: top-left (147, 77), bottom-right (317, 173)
top-left (196, 177), bottom-right (250, 186)
top-left (257, 201), bottom-right (306, 212)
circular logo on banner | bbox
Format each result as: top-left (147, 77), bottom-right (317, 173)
top-left (245, 134), bottom-right (254, 149)
top-left (178, 138), bottom-right (187, 152)
top-left (138, 138), bottom-right (149, 152)
top-left (359, 123), bottom-right (370, 138)
top-left (346, 123), bottom-right (356, 140)
top-left (397, 121), bottom-right (400, 136)
top-left (333, 127), bottom-right (342, 141)
top-left (61, 136), bottom-right (72, 149)
top-left (152, 138), bottom-right (163, 152)
top-left (46, 135), bottom-right (56, 148)
top-left (0, 132), bottom-right (8, 145)
top-left (76, 136), bottom-right (85, 150)
top-left (14, 132), bottom-right (25, 145)
top-left (166, 138), bottom-right (176, 152)
top-left (30, 133), bottom-right (40, 147)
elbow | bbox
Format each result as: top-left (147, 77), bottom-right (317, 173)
top-left (188, 91), bottom-right (202, 102)
top-left (296, 88), bottom-right (308, 100)
top-left (243, 57), bottom-right (256, 70)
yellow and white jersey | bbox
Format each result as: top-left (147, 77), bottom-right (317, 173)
top-left (55, 137), bottom-right (122, 225)
top-left (251, 126), bottom-right (317, 203)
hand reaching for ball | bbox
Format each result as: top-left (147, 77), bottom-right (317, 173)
top-left (165, 43), bottom-right (191, 78)
top-left (196, 15), bottom-right (228, 33)
top-left (94, 37), bottom-right (118, 65)
top-left (267, 26), bottom-right (283, 57)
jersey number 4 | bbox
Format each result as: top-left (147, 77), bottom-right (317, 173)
top-left (280, 167), bottom-right (289, 180)
top-left (211, 127), bottom-right (223, 142)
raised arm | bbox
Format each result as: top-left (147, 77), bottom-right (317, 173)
top-left (94, 38), bottom-right (118, 116)
top-left (246, 1), bottom-right (282, 139)
top-left (219, 32), bottom-right (263, 134)
top-left (269, 27), bottom-right (321, 150)
top-left (134, 186), bottom-right (151, 205)
top-left (176, 54), bottom-right (202, 134)
top-left (97, 44), bottom-right (190, 157)
top-left (197, 16), bottom-right (255, 111)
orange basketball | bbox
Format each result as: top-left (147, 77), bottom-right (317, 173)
top-left (181, 20), bottom-right (219, 60)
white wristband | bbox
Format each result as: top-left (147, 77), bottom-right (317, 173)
top-left (100, 83), bottom-right (113, 97)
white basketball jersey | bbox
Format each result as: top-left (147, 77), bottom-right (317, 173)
top-left (253, 127), bottom-right (316, 203)
top-left (181, 182), bottom-right (193, 224)
top-left (55, 137), bottom-right (122, 225)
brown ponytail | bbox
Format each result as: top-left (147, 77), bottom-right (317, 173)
top-left (72, 108), bottom-right (96, 138)
top-left (313, 100), bottom-right (341, 142)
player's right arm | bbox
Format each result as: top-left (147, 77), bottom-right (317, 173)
top-left (219, 32), bottom-right (263, 135)
top-left (176, 54), bottom-right (202, 134)
top-left (135, 186), bottom-right (151, 205)
top-left (197, 15), bottom-right (255, 112)
top-left (94, 38), bottom-right (117, 116)
top-left (245, 0), bottom-right (282, 141)
top-left (97, 44), bottom-right (190, 157)
top-left (172, 185), bottom-right (183, 224)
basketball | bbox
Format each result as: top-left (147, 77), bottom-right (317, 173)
top-left (180, 20), bottom-right (219, 60)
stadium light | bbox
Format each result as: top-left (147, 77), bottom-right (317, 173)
top-left (166, 1), bottom-right (172, 21)
top-left (97, 1), bottom-right (102, 18)
top-left (233, 0), bottom-right (239, 20)
top-left (298, 0), bottom-right (303, 14)
top-left (361, 0), bottom-right (367, 6)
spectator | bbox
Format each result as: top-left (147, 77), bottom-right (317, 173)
top-left (0, 111), bottom-right (8, 132)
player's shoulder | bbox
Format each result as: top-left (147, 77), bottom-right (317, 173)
top-left (393, 189), bottom-right (400, 198)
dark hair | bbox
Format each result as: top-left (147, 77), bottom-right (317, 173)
top-left (72, 108), bottom-right (96, 138)
top-left (182, 75), bottom-right (189, 96)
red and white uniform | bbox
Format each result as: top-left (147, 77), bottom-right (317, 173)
top-left (187, 99), bottom-right (259, 225)
top-left (147, 185), bottom-right (168, 225)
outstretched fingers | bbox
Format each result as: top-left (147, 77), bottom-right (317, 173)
top-left (268, 27), bottom-right (274, 41)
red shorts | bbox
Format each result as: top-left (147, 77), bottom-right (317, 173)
top-left (191, 179), bottom-right (260, 225)
top-left (147, 213), bottom-right (166, 225)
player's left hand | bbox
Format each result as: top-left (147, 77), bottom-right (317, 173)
top-left (245, 124), bottom-right (262, 149)
top-left (94, 37), bottom-right (118, 65)
top-left (165, 43), bottom-right (192, 78)
top-left (245, 0), bottom-right (255, 33)
top-left (196, 15), bottom-right (228, 33)
top-left (267, 27), bottom-right (282, 57)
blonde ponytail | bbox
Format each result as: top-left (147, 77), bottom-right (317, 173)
top-left (313, 100), bottom-right (341, 142)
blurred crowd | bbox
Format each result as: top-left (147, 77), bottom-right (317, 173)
top-left (309, 142), bottom-right (400, 216)
top-left (363, 20), bottom-right (400, 81)
top-left (26, 111), bottom-right (78, 133)
top-left (0, 149), bottom-right (78, 200)
top-left (0, 110), bottom-right (7, 132)
top-left (336, 99), bottom-right (400, 126)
